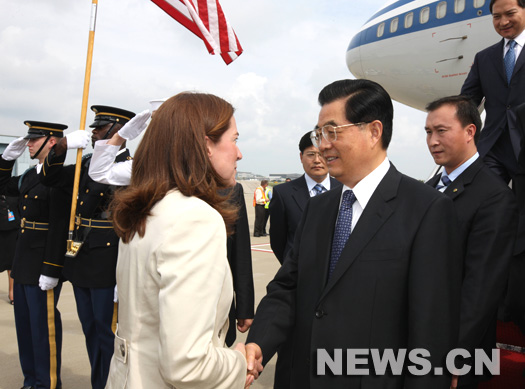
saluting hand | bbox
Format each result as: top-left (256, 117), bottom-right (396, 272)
top-left (2, 137), bottom-right (28, 161)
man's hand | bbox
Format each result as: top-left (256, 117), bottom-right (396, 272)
top-left (65, 130), bottom-right (91, 150)
top-left (38, 275), bottom-right (59, 291)
top-left (2, 137), bottom-right (28, 161)
top-left (245, 342), bottom-right (264, 380)
top-left (118, 110), bottom-right (151, 141)
top-left (237, 318), bottom-right (253, 333)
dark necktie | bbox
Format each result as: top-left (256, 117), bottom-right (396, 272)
top-left (436, 175), bottom-right (451, 190)
top-left (329, 190), bottom-right (357, 278)
top-left (313, 183), bottom-right (326, 196)
top-left (505, 40), bottom-right (517, 85)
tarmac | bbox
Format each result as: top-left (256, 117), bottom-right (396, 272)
top-left (0, 180), bottom-right (280, 389)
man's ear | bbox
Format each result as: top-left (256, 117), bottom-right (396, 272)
top-left (465, 124), bottom-right (476, 142)
top-left (368, 120), bottom-right (383, 148)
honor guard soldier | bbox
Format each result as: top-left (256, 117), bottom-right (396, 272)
top-left (0, 121), bottom-right (71, 389)
top-left (38, 105), bottom-right (135, 389)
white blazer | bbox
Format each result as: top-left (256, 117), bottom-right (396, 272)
top-left (106, 190), bottom-right (246, 388)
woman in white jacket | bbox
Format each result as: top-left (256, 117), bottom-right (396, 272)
top-left (105, 92), bottom-right (260, 388)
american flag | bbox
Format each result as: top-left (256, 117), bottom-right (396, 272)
top-left (151, 0), bottom-right (243, 65)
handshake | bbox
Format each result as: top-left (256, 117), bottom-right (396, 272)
top-left (233, 342), bottom-right (264, 388)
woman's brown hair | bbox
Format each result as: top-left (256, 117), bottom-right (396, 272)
top-left (110, 92), bottom-right (238, 243)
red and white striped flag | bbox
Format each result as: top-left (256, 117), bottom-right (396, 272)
top-left (151, 0), bottom-right (243, 65)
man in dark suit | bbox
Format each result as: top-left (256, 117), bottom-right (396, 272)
top-left (425, 96), bottom-right (517, 388)
top-left (270, 131), bottom-right (341, 265)
top-left (245, 79), bottom-right (462, 388)
top-left (269, 131), bottom-right (341, 388)
top-left (460, 0), bottom-right (525, 184)
top-left (0, 121), bottom-right (70, 389)
top-left (224, 182), bottom-right (255, 347)
top-left (39, 105), bottom-right (136, 389)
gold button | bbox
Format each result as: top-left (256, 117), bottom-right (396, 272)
top-left (23, 206), bottom-right (26, 210)
top-left (21, 229), bottom-right (24, 233)
top-left (34, 195), bottom-right (38, 199)
top-left (86, 189), bottom-right (89, 193)
top-left (100, 193), bottom-right (104, 197)
top-left (106, 242), bottom-right (111, 246)
top-left (24, 195), bottom-right (28, 198)
top-left (80, 201), bottom-right (83, 205)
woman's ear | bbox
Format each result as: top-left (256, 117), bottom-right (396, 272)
top-left (205, 136), bottom-right (213, 157)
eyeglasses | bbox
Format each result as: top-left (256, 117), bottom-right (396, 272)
top-left (310, 122), bottom-right (367, 148)
top-left (303, 151), bottom-right (324, 160)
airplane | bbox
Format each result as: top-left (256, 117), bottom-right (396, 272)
top-left (346, 0), bottom-right (500, 111)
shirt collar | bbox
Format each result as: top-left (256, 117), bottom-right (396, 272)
top-left (505, 29), bottom-right (525, 49)
top-left (304, 173), bottom-right (330, 194)
top-left (341, 157), bottom-right (390, 210)
top-left (442, 152), bottom-right (479, 183)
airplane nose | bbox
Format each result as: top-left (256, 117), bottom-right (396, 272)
top-left (346, 33), bottom-right (364, 79)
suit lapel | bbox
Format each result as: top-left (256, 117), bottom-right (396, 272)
top-left (320, 165), bottom-right (399, 300)
top-left (291, 175), bottom-right (310, 212)
top-left (488, 40), bottom-right (507, 84)
top-left (313, 187), bottom-right (344, 284)
top-left (513, 40), bottom-right (525, 78)
top-left (444, 158), bottom-right (483, 199)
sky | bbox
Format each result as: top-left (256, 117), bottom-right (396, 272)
top-left (0, 0), bottom-right (434, 180)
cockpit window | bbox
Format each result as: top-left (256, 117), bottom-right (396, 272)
top-left (455, 0), bottom-right (466, 13)
top-left (420, 7), bottom-right (430, 24)
top-left (437, 1), bottom-right (447, 19)
top-left (405, 12), bottom-right (414, 29)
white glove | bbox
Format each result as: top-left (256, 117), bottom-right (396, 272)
top-left (66, 130), bottom-right (91, 149)
top-left (39, 275), bottom-right (59, 291)
top-left (113, 285), bottom-right (118, 303)
top-left (118, 110), bottom-right (151, 141)
top-left (2, 137), bottom-right (28, 161)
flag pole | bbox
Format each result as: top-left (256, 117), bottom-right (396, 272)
top-left (67, 0), bottom-right (98, 256)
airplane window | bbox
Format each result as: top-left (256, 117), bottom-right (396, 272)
top-left (377, 22), bottom-right (385, 37)
top-left (455, 0), bottom-right (466, 13)
top-left (405, 12), bottom-right (413, 28)
top-left (390, 17), bottom-right (399, 33)
top-left (437, 1), bottom-right (447, 19)
top-left (474, 0), bottom-right (485, 8)
top-left (420, 7), bottom-right (430, 24)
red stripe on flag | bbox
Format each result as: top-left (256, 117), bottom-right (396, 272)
top-left (150, 0), bottom-right (243, 64)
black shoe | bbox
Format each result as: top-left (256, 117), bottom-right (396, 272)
top-left (254, 234), bottom-right (260, 237)
top-left (20, 386), bottom-right (35, 389)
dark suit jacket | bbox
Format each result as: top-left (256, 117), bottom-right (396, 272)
top-left (508, 103), bottom-right (525, 334)
top-left (248, 164), bottom-right (462, 389)
top-left (461, 39), bottom-right (525, 161)
top-left (269, 175), bottom-right (341, 264)
top-left (224, 183), bottom-right (255, 346)
top-left (427, 158), bottom-right (517, 385)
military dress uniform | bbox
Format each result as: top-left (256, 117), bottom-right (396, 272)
top-left (39, 106), bottom-right (134, 389)
top-left (0, 121), bottom-right (70, 389)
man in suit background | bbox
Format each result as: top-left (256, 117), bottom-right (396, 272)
top-left (460, 0), bottom-right (525, 184)
top-left (246, 79), bottom-right (462, 388)
top-left (270, 131), bottom-right (341, 265)
top-left (268, 131), bottom-right (341, 388)
top-left (425, 95), bottom-right (517, 388)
